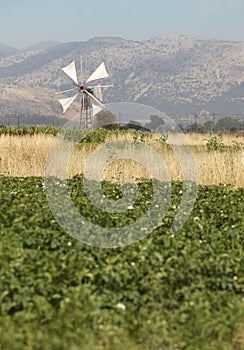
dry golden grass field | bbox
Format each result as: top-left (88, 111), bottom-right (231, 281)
top-left (0, 132), bottom-right (243, 187)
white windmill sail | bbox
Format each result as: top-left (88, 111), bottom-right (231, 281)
top-left (86, 62), bottom-right (109, 83)
top-left (94, 85), bottom-right (102, 101)
top-left (58, 94), bottom-right (78, 113)
top-left (92, 103), bottom-right (103, 117)
top-left (85, 90), bottom-right (105, 108)
top-left (61, 61), bottom-right (78, 85)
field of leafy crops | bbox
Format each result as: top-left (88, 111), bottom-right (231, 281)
top-left (0, 175), bottom-right (244, 350)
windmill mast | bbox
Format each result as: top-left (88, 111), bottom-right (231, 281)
top-left (80, 55), bottom-right (94, 129)
top-left (80, 92), bottom-right (93, 129)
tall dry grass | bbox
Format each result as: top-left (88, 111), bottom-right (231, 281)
top-left (0, 133), bottom-right (243, 187)
top-left (0, 134), bottom-right (53, 177)
top-left (183, 132), bottom-right (243, 146)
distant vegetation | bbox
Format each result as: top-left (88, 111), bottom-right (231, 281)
top-left (1, 112), bottom-right (243, 135)
top-left (180, 116), bottom-right (244, 133)
top-left (0, 114), bottom-right (68, 127)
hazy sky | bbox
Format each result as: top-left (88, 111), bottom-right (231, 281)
top-left (0, 0), bottom-right (243, 48)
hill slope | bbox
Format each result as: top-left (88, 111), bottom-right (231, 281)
top-left (0, 36), bottom-right (243, 119)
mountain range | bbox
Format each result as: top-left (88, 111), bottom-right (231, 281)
top-left (0, 35), bottom-right (243, 122)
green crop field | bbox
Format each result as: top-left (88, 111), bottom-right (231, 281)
top-left (0, 175), bottom-right (244, 350)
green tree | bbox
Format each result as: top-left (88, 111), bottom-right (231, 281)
top-left (203, 120), bottom-right (214, 132)
top-left (145, 115), bottom-right (164, 130)
top-left (215, 117), bottom-right (241, 132)
top-left (94, 110), bottom-right (117, 128)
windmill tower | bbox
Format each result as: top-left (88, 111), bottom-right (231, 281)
top-left (57, 58), bottom-right (112, 128)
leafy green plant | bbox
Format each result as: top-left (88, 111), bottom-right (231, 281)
top-left (204, 135), bottom-right (224, 151)
top-left (231, 140), bottom-right (244, 151)
top-left (153, 133), bottom-right (170, 149)
top-left (0, 125), bottom-right (62, 136)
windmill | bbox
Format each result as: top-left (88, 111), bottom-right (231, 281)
top-left (57, 58), bottom-right (112, 128)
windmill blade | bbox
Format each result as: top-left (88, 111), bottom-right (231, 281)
top-left (93, 84), bottom-right (113, 88)
top-left (93, 84), bottom-right (113, 101)
top-left (80, 55), bottom-right (83, 82)
top-left (55, 88), bottom-right (77, 95)
top-left (61, 61), bottom-right (79, 85)
top-left (92, 103), bottom-right (104, 117)
top-left (93, 85), bottom-right (102, 101)
top-left (58, 94), bottom-right (78, 113)
top-left (85, 90), bottom-right (105, 108)
top-left (86, 62), bottom-right (109, 83)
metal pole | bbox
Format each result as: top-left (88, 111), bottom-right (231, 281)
top-left (212, 113), bottom-right (215, 133)
top-left (194, 114), bottom-right (197, 132)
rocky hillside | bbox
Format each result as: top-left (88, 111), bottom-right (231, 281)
top-left (0, 36), bottom-right (243, 119)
